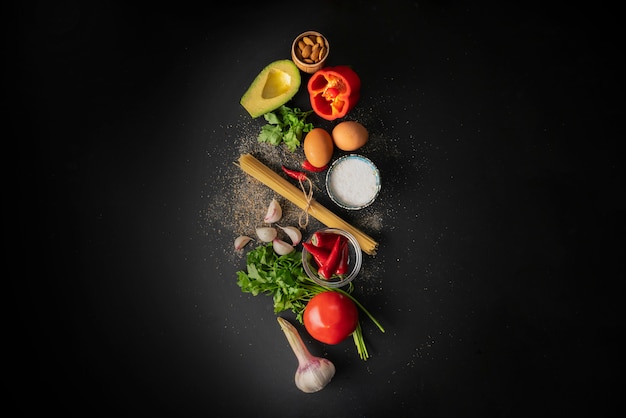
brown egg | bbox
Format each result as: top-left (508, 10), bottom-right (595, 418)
top-left (331, 121), bottom-right (369, 151)
top-left (303, 128), bottom-right (334, 168)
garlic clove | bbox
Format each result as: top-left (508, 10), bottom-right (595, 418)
top-left (256, 227), bottom-right (278, 242)
top-left (234, 235), bottom-right (253, 250)
top-left (277, 225), bottom-right (302, 246)
top-left (263, 198), bottom-right (282, 224)
top-left (272, 238), bottom-right (294, 255)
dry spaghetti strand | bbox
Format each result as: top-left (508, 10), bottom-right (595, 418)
top-left (235, 153), bottom-right (378, 255)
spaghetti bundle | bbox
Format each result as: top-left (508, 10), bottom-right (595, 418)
top-left (236, 153), bottom-right (378, 255)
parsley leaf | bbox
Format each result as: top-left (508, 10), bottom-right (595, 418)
top-left (257, 105), bottom-right (314, 152)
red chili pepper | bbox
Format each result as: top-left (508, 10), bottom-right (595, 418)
top-left (281, 165), bottom-right (308, 181)
top-left (311, 231), bottom-right (340, 249)
top-left (302, 160), bottom-right (328, 173)
top-left (318, 235), bottom-right (343, 280)
top-left (335, 238), bottom-right (349, 275)
top-left (307, 66), bottom-right (361, 121)
top-left (302, 242), bottom-right (330, 268)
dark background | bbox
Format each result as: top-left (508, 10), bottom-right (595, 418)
top-left (10, 1), bottom-right (622, 416)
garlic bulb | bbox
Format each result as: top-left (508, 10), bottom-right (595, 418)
top-left (263, 199), bottom-right (282, 224)
top-left (277, 317), bottom-right (335, 393)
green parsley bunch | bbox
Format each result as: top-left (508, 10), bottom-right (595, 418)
top-left (236, 243), bottom-right (385, 360)
top-left (257, 105), bottom-right (314, 152)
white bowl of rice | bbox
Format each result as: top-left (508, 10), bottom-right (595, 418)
top-left (325, 154), bottom-right (381, 210)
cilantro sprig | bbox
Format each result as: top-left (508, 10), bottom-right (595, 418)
top-left (257, 105), bottom-right (314, 152)
top-left (236, 243), bottom-right (385, 360)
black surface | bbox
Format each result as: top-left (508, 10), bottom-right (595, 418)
top-left (12, 1), bottom-right (623, 416)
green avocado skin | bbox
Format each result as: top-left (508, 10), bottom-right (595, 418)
top-left (240, 60), bottom-right (301, 118)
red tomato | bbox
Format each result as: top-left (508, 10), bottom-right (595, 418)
top-left (303, 291), bottom-right (358, 345)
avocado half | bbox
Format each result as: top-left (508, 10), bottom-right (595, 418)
top-left (240, 60), bottom-right (301, 118)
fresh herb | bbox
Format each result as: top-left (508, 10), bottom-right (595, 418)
top-left (257, 105), bottom-right (314, 152)
top-left (236, 243), bottom-right (385, 360)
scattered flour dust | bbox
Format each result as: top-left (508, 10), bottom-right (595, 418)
top-left (201, 103), bottom-right (405, 287)
top-left (200, 114), bottom-right (322, 266)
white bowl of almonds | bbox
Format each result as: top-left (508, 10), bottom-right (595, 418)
top-left (291, 31), bottom-right (329, 74)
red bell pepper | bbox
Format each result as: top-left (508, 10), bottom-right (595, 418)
top-left (307, 65), bottom-right (361, 121)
